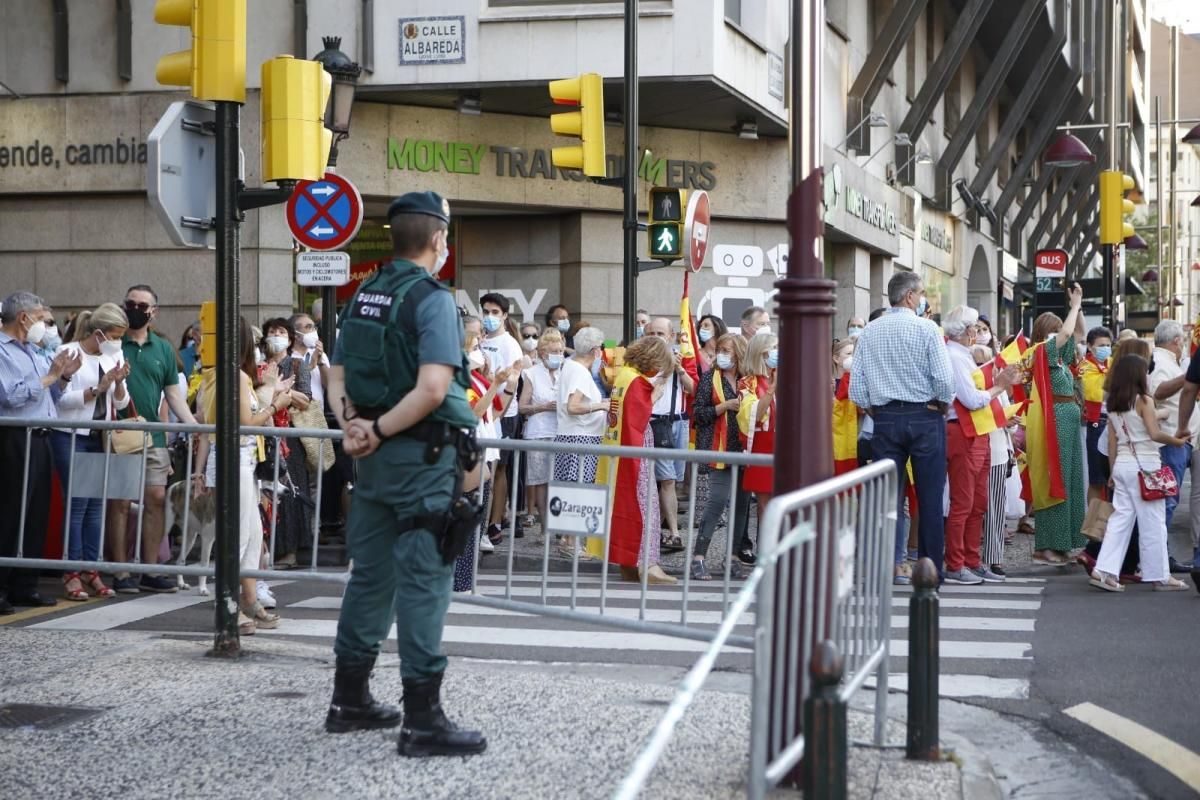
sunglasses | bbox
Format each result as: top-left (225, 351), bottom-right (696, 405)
top-left (124, 301), bottom-right (152, 313)
top-left (523, 334), bottom-right (539, 340)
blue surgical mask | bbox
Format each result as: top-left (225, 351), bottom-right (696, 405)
top-left (41, 329), bottom-right (62, 353)
top-left (556, 319), bottom-right (570, 333)
top-left (1095, 345), bottom-right (1112, 362)
top-left (635, 325), bottom-right (645, 339)
top-left (591, 354), bottom-right (603, 378)
top-left (546, 354), bottom-right (564, 369)
top-left (847, 326), bottom-right (863, 338)
top-left (698, 328), bottom-right (713, 344)
top-left (916, 297), bottom-right (928, 317)
top-left (715, 353), bottom-right (733, 371)
top-left (766, 350), bottom-right (779, 369)
top-left (482, 315), bottom-right (502, 334)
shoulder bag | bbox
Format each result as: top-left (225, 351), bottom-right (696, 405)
top-left (650, 372), bottom-right (678, 449)
top-left (1119, 414), bottom-right (1177, 500)
top-left (108, 394), bottom-right (148, 455)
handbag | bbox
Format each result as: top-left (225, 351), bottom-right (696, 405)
top-left (1081, 496), bottom-right (1113, 542)
top-left (290, 400), bottom-right (335, 475)
top-left (1118, 415), bottom-right (1178, 501)
top-left (108, 395), bottom-right (148, 456)
top-left (650, 372), bottom-right (678, 449)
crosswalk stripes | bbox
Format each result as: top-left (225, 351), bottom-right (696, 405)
top-left (21, 571), bottom-right (1045, 699)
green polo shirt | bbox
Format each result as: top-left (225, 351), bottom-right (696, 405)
top-left (122, 331), bottom-right (179, 448)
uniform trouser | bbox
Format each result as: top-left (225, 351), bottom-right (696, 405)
top-left (334, 440), bottom-right (457, 679)
top-left (0, 428), bottom-right (52, 598)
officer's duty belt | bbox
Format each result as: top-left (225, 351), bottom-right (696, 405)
top-left (354, 412), bottom-right (454, 445)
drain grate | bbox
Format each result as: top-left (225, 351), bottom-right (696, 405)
top-left (0, 703), bottom-right (106, 730)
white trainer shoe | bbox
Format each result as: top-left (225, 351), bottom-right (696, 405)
top-left (256, 582), bottom-right (277, 609)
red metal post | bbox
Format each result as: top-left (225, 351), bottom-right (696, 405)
top-left (772, 0), bottom-right (836, 787)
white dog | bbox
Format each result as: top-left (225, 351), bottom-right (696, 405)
top-left (167, 480), bottom-right (216, 595)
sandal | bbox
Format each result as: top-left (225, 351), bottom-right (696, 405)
top-left (81, 570), bottom-right (115, 598)
top-left (243, 601), bottom-right (280, 630)
top-left (62, 572), bottom-right (88, 601)
top-left (690, 559), bottom-right (712, 581)
top-left (1032, 551), bottom-right (1069, 566)
top-left (1016, 519), bottom-right (1035, 535)
top-left (1089, 571), bottom-right (1124, 592)
top-left (660, 534), bottom-right (684, 553)
top-left (1154, 577), bottom-right (1189, 592)
top-left (238, 611), bottom-right (256, 635)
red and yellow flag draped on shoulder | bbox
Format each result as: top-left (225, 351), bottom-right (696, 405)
top-left (1077, 354), bottom-right (1108, 423)
top-left (590, 365), bottom-right (654, 565)
top-left (832, 373), bottom-right (858, 474)
top-left (1021, 342), bottom-right (1066, 511)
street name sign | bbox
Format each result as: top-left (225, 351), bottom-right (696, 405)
top-left (147, 100), bottom-right (217, 249)
top-left (286, 172), bottom-right (364, 251)
top-left (683, 189), bottom-right (711, 272)
top-left (296, 251), bottom-right (351, 286)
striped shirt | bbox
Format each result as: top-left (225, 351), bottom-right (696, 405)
top-left (0, 330), bottom-right (60, 419)
top-left (848, 307), bottom-right (954, 408)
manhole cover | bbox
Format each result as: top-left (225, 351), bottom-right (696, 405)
top-left (263, 691), bottom-right (307, 699)
top-left (0, 703), bottom-right (105, 730)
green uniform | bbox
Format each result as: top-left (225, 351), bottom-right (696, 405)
top-left (333, 258), bottom-right (476, 679)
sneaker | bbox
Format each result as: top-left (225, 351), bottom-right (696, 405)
top-left (112, 576), bottom-right (140, 594)
top-left (138, 574), bottom-right (178, 593)
top-left (944, 567), bottom-right (984, 585)
top-left (737, 548), bottom-right (757, 566)
top-left (971, 566), bottom-right (1006, 583)
top-left (990, 565), bottom-right (1006, 577)
top-left (478, 534), bottom-right (495, 553)
top-left (256, 582), bottom-right (277, 609)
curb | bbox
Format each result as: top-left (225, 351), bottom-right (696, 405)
top-left (940, 727), bottom-right (1005, 800)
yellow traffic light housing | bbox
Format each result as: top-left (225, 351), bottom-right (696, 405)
top-left (1098, 170), bottom-right (1136, 245)
top-left (261, 56), bottom-right (332, 183)
top-left (647, 186), bottom-right (686, 262)
top-left (548, 73), bottom-right (607, 178)
top-left (198, 300), bottom-right (216, 369)
top-left (154, 0), bottom-right (246, 103)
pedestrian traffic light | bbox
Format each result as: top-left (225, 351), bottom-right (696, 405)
top-left (153, 0), bottom-right (246, 103)
top-left (198, 300), bottom-right (216, 369)
top-left (1098, 170), bottom-right (1136, 245)
top-left (548, 73), bottom-right (607, 178)
top-left (647, 186), bottom-right (686, 262)
top-left (261, 55), bottom-right (332, 183)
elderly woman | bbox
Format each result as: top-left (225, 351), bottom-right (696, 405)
top-left (590, 335), bottom-right (677, 585)
top-left (692, 333), bottom-right (750, 580)
top-left (553, 326), bottom-right (609, 487)
top-left (942, 306), bottom-right (1018, 584)
top-left (518, 329), bottom-right (566, 537)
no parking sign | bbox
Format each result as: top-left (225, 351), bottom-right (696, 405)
top-left (286, 172), bottom-right (364, 251)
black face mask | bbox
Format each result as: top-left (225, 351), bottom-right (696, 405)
top-left (125, 307), bottom-right (151, 330)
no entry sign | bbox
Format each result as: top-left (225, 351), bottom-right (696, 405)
top-left (286, 172), bottom-right (364, 251)
top-left (683, 190), bottom-right (711, 272)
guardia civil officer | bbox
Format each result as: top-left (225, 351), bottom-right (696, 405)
top-left (324, 191), bottom-right (486, 757)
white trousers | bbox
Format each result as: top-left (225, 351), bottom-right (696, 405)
top-left (238, 462), bottom-right (263, 572)
top-left (1097, 461), bottom-right (1170, 583)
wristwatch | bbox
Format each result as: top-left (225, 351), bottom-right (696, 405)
top-left (372, 418), bottom-right (388, 441)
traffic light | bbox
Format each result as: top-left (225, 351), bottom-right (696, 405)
top-left (261, 56), bottom-right (332, 183)
top-left (198, 300), bottom-right (216, 369)
top-left (548, 73), bottom-right (607, 178)
top-left (647, 186), bottom-right (686, 262)
top-left (153, 0), bottom-right (246, 103)
top-left (1098, 170), bottom-right (1136, 245)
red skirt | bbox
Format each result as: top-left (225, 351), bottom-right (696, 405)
top-left (743, 428), bottom-right (775, 493)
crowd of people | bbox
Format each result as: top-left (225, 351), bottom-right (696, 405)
top-left (0, 285), bottom-right (350, 632)
top-left (849, 271), bottom-right (1197, 592)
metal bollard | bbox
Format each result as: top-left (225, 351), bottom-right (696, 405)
top-left (803, 641), bottom-right (847, 800)
top-left (906, 557), bottom-right (940, 760)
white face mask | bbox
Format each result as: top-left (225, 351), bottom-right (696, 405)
top-left (842, 356), bottom-right (853, 371)
top-left (468, 350), bottom-right (486, 371)
top-left (521, 337), bottom-right (538, 353)
top-left (99, 336), bottom-right (123, 358)
top-left (255, 348), bottom-right (266, 365)
top-left (266, 335), bottom-right (289, 354)
top-left (25, 318), bottom-right (46, 346)
top-left (755, 325), bottom-right (773, 337)
top-left (301, 331), bottom-right (319, 350)
top-left (975, 331), bottom-right (992, 346)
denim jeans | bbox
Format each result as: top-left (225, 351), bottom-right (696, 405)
top-left (49, 430), bottom-right (104, 562)
top-left (1160, 443), bottom-right (1192, 527)
top-left (868, 403), bottom-right (948, 579)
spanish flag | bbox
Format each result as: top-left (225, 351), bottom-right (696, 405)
top-left (952, 396), bottom-right (1014, 438)
top-left (1078, 354), bottom-right (1108, 423)
top-left (709, 368), bottom-right (732, 468)
top-left (590, 365), bottom-right (654, 565)
top-left (1191, 313), bottom-right (1200, 357)
top-left (678, 271), bottom-right (701, 426)
top-left (976, 333), bottom-right (1029, 405)
top-left (1023, 343), bottom-right (1066, 511)
top-left (832, 373), bottom-right (859, 475)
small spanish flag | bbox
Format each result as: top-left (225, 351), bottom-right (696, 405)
top-left (953, 396), bottom-right (1020, 438)
top-left (976, 333), bottom-right (1029, 404)
top-left (832, 373), bottom-right (858, 475)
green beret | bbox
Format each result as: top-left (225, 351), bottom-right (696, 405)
top-left (386, 191), bottom-right (451, 224)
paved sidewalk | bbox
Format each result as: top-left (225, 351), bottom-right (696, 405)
top-left (0, 627), bottom-right (973, 799)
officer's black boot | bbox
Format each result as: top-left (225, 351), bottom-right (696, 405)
top-left (325, 657), bottom-right (402, 733)
top-left (397, 672), bottom-right (487, 757)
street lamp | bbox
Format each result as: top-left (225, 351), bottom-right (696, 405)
top-left (1124, 233), bottom-right (1148, 251)
top-left (312, 36), bottom-right (362, 168)
top-left (1043, 132), bottom-right (1096, 168)
top-left (1142, 268), bottom-right (1159, 282)
top-left (836, 111), bottom-right (887, 153)
top-left (311, 35), bottom-right (362, 351)
top-left (1183, 122), bottom-right (1200, 144)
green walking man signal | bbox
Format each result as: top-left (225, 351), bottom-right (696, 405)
top-left (647, 186), bottom-right (686, 262)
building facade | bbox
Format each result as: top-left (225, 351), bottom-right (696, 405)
top-left (0, 0), bottom-right (1152, 342)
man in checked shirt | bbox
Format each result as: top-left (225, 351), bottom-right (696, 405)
top-left (850, 272), bottom-right (954, 581)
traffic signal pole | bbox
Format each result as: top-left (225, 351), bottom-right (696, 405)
top-left (622, 0), bottom-right (639, 345)
top-left (773, 0), bottom-right (836, 787)
top-left (211, 100), bottom-right (242, 657)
